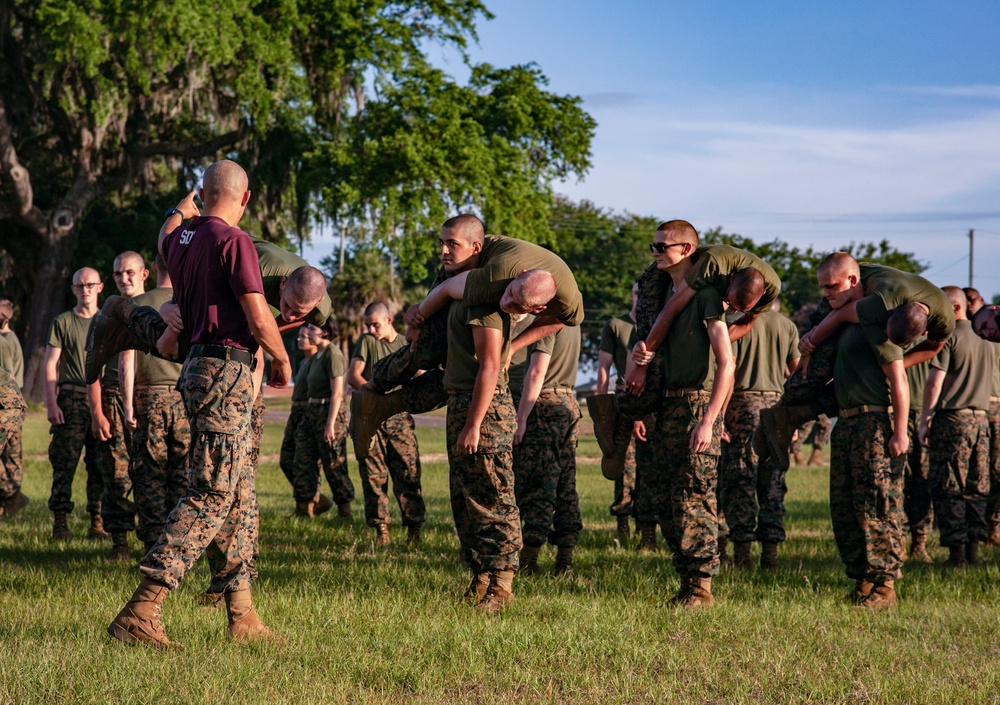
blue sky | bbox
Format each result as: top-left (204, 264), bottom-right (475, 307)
top-left (307, 1), bottom-right (1000, 296)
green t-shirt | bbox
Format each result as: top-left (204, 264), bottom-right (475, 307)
top-left (129, 287), bottom-right (183, 386)
top-left (732, 310), bottom-right (798, 393)
top-left (599, 314), bottom-right (634, 380)
top-left (0, 330), bottom-right (24, 389)
top-left (906, 337), bottom-right (930, 411)
top-left (685, 245), bottom-right (781, 315)
top-left (659, 280), bottom-right (726, 391)
top-left (992, 344), bottom-right (1000, 398)
top-left (46, 310), bottom-right (92, 387)
top-left (464, 235), bottom-right (584, 326)
top-left (253, 238), bottom-right (333, 327)
top-left (930, 319), bottom-right (993, 411)
top-left (530, 324), bottom-right (581, 391)
top-left (443, 300), bottom-right (511, 392)
top-left (833, 323), bottom-right (901, 409)
top-left (306, 344), bottom-right (347, 399)
top-left (351, 333), bottom-right (406, 381)
top-left (291, 355), bottom-right (315, 402)
top-left (856, 264), bottom-right (954, 343)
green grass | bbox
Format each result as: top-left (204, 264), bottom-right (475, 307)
top-left (3, 412), bottom-right (1000, 704)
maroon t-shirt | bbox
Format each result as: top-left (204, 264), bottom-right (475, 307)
top-left (162, 216), bottom-right (265, 352)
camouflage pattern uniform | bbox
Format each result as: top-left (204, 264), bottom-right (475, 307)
top-left (97, 372), bottom-right (135, 534)
top-left (279, 356), bottom-right (313, 490)
top-left (48, 387), bottom-right (104, 515)
top-left (0, 369), bottom-right (26, 502)
top-left (131, 386), bottom-right (190, 545)
top-left (600, 313), bottom-right (637, 518)
top-left (789, 414), bottom-right (831, 457)
top-left (140, 356), bottom-right (258, 592)
top-left (448, 389), bottom-right (521, 572)
top-left (903, 354), bottom-right (933, 536)
top-left (829, 411), bottom-right (906, 583)
top-left (630, 414), bottom-right (662, 526)
top-left (722, 392), bottom-right (784, 543)
top-left (983, 345), bottom-right (1000, 532)
top-left (305, 401), bottom-right (353, 505)
top-left (362, 412), bottom-right (425, 528)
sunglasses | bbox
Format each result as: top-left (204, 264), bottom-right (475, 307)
top-left (649, 242), bottom-right (686, 254)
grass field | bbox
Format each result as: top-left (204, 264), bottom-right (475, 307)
top-left (3, 410), bottom-right (1000, 704)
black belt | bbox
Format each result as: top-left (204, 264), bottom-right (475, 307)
top-left (188, 344), bottom-right (256, 370)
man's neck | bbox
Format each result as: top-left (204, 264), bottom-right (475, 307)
top-left (382, 328), bottom-right (398, 344)
top-left (74, 303), bottom-right (97, 318)
top-left (667, 258), bottom-right (693, 287)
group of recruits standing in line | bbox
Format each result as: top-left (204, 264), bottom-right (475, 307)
top-left (3, 158), bottom-right (1000, 647)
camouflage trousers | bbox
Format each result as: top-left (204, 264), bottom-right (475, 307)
top-left (782, 299), bottom-right (839, 415)
top-left (903, 409), bottom-right (933, 535)
top-left (292, 402), bottom-right (353, 505)
top-left (0, 369), bottom-right (26, 501)
top-left (140, 356), bottom-right (258, 593)
top-left (130, 386), bottom-right (190, 545)
top-left (513, 389), bottom-right (583, 548)
top-left (655, 393), bottom-right (723, 579)
top-left (928, 409), bottom-right (989, 547)
top-left (829, 412), bottom-right (905, 583)
top-left (48, 387), bottom-right (104, 515)
top-left (611, 434), bottom-right (637, 517)
top-left (790, 414), bottom-right (832, 455)
top-left (279, 405), bottom-right (307, 489)
top-left (98, 387), bottom-right (135, 534)
top-left (720, 391), bottom-right (786, 543)
top-left (631, 413), bottom-right (662, 525)
top-left (984, 400), bottom-right (1000, 528)
top-left (125, 303), bottom-right (189, 362)
top-left (447, 388), bottom-right (521, 572)
top-left (359, 412), bottom-right (425, 527)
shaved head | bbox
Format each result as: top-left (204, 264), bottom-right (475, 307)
top-left (656, 219), bottom-right (699, 246)
top-left (73, 267), bottom-right (100, 285)
top-left (114, 251), bottom-right (145, 270)
top-left (817, 252), bottom-right (860, 279)
top-left (727, 267), bottom-right (766, 312)
top-left (504, 268), bottom-right (556, 314)
top-left (441, 214), bottom-right (485, 246)
top-left (286, 266), bottom-right (327, 306)
top-left (887, 302), bottom-right (929, 346)
top-left (202, 160), bottom-right (249, 206)
top-left (943, 285), bottom-right (968, 320)
top-left (364, 301), bottom-right (390, 319)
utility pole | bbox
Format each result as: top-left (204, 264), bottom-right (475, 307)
top-left (968, 229), bottom-right (975, 288)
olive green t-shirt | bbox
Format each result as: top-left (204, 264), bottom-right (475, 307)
top-left (906, 337), bottom-right (930, 411)
top-left (464, 235), bottom-right (584, 326)
top-left (129, 287), bottom-right (182, 386)
top-left (443, 300), bottom-right (511, 392)
top-left (291, 355), bottom-right (315, 403)
top-left (659, 280), bottom-right (726, 391)
top-left (991, 343), bottom-right (1000, 399)
top-left (530, 324), bottom-right (581, 391)
top-left (351, 333), bottom-right (406, 381)
top-left (599, 314), bottom-right (634, 380)
top-left (46, 310), bottom-right (92, 387)
top-left (833, 323), bottom-right (901, 409)
top-left (685, 245), bottom-right (781, 315)
top-left (253, 238), bottom-right (333, 327)
top-left (732, 310), bottom-right (798, 393)
top-left (856, 264), bottom-right (954, 343)
top-left (930, 319), bottom-right (993, 411)
top-left (306, 345), bottom-right (347, 399)
top-left (0, 330), bottom-right (24, 389)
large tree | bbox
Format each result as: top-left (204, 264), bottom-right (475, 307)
top-left (1, 0), bottom-right (598, 401)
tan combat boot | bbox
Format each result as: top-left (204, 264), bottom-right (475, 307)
top-left (475, 570), bottom-right (515, 616)
top-left (109, 532), bottom-right (131, 562)
top-left (616, 515), bottom-right (632, 543)
top-left (807, 449), bottom-right (824, 466)
top-left (87, 512), bottom-right (109, 540)
top-left (53, 511), bottom-right (72, 541)
top-left (314, 494), bottom-right (333, 516)
top-left (987, 522), bottom-right (1000, 547)
top-left (337, 502), bottom-right (353, 520)
top-left (966, 539), bottom-right (982, 566)
top-left (718, 536), bottom-right (731, 567)
top-left (908, 533), bottom-right (933, 563)
top-left (107, 577), bottom-right (180, 648)
top-left (1, 490), bottom-right (29, 520)
top-left (375, 523), bottom-right (390, 547)
top-left (294, 500), bottom-right (315, 518)
top-left (405, 524), bottom-right (422, 547)
top-left (944, 545), bottom-right (966, 569)
top-left (847, 579), bottom-right (873, 605)
top-left (462, 571), bottom-right (490, 603)
top-left (680, 577), bottom-right (714, 609)
top-left (553, 546), bottom-right (574, 577)
top-left (225, 590), bottom-right (286, 643)
top-left (586, 393), bottom-right (618, 455)
top-left (760, 542), bottom-right (779, 571)
top-left (519, 545), bottom-right (541, 576)
top-left (636, 522), bottom-right (657, 553)
top-left (791, 451), bottom-right (805, 467)
top-left (733, 541), bottom-right (753, 569)
top-left (668, 577), bottom-right (691, 605)
top-left (857, 580), bottom-right (896, 610)
top-left (350, 389), bottom-right (405, 461)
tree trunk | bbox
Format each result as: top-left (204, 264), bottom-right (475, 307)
top-left (22, 221), bottom-right (77, 403)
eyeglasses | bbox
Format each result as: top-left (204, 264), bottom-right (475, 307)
top-left (72, 283), bottom-right (101, 291)
top-left (649, 242), bottom-right (686, 254)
